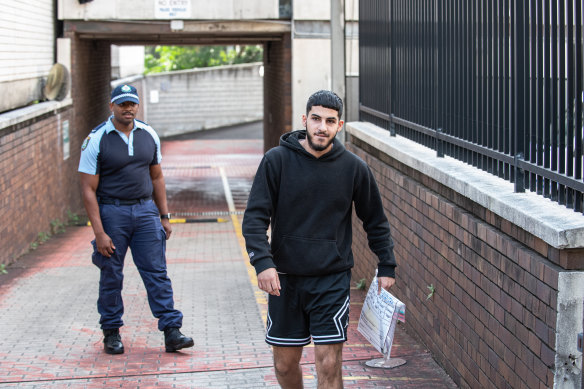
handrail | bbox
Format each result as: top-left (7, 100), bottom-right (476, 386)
top-left (360, 104), bottom-right (584, 196)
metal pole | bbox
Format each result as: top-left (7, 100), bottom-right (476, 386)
top-left (513, 0), bottom-right (525, 192)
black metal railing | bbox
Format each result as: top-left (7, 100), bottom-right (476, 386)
top-left (359, 0), bottom-right (584, 213)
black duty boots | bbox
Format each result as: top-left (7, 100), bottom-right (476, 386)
top-left (164, 327), bottom-right (194, 352)
top-left (103, 328), bottom-right (124, 354)
top-left (102, 327), bottom-right (193, 354)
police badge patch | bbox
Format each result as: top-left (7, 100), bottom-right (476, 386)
top-left (81, 136), bottom-right (91, 150)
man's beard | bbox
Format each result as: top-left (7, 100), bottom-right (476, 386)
top-left (306, 129), bottom-right (335, 152)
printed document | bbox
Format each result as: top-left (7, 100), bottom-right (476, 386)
top-left (357, 277), bottom-right (406, 356)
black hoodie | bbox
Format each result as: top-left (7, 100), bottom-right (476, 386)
top-left (242, 130), bottom-right (396, 278)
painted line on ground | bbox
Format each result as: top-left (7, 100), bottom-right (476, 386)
top-left (87, 218), bottom-right (228, 226)
top-left (169, 218), bottom-right (229, 224)
top-left (218, 166), bottom-right (268, 323)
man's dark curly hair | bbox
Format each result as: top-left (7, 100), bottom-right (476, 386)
top-left (306, 90), bottom-right (343, 118)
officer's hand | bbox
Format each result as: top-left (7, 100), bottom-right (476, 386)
top-left (377, 276), bottom-right (395, 294)
top-left (161, 219), bottom-right (172, 240)
top-left (257, 268), bottom-right (281, 296)
top-left (95, 232), bottom-right (115, 258)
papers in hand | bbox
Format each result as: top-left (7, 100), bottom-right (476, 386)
top-left (357, 276), bottom-right (406, 356)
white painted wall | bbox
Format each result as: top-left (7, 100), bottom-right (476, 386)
top-left (0, 0), bottom-right (56, 111)
top-left (144, 63), bottom-right (263, 137)
top-left (290, 0), bottom-right (335, 130)
top-left (58, 0), bottom-right (279, 20)
top-left (293, 0), bottom-right (330, 20)
top-left (345, 0), bottom-right (359, 76)
top-left (111, 46), bottom-right (145, 79)
top-left (291, 38), bottom-right (332, 129)
top-left (346, 0), bottom-right (358, 21)
top-left (344, 0), bottom-right (359, 122)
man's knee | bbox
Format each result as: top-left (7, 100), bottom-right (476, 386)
top-left (274, 358), bottom-right (299, 377)
top-left (317, 352), bottom-right (341, 373)
top-left (273, 346), bottom-right (303, 377)
top-left (315, 343), bottom-right (343, 377)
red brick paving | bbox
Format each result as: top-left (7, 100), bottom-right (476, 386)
top-left (0, 137), bottom-right (457, 388)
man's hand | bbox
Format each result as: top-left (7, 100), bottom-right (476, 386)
top-left (161, 218), bottom-right (172, 239)
top-left (377, 276), bottom-right (395, 294)
top-left (95, 231), bottom-right (116, 257)
top-left (257, 268), bottom-right (281, 296)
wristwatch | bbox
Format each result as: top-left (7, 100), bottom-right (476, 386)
top-left (160, 213), bottom-right (172, 220)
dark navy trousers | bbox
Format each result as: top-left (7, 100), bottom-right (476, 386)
top-left (91, 199), bottom-right (183, 331)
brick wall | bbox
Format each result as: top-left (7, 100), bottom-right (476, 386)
top-left (0, 107), bottom-right (76, 264)
top-left (67, 34), bottom-right (111, 211)
top-left (68, 35), bottom-right (112, 139)
top-left (263, 34), bottom-right (292, 151)
top-left (0, 35), bottom-right (112, 266)
top-left (347, 133), bottom-right (583, 388)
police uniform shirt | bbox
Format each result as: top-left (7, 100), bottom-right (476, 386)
top-left (78, 117), bottom-right (162, 200)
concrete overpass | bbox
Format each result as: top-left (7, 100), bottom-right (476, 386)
top-left (57, 0), bottom-right (357, 150)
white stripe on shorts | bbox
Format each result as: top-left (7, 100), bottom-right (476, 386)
top-left (311, 295), bottom-right (350, 343)
top-left (266, 311), bottom-right (312, 346)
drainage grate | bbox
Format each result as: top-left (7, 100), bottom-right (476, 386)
top-left (174, 211), bottom-right (244, 217)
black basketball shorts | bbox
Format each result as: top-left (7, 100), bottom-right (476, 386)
top-left (265, 270), bottom-right (351, 347)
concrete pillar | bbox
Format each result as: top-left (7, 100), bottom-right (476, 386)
top-left (291, 0), bottom-right (332, 129)
top-left (331, 0), bottom-right (345, 142)
top-left (556, 272), bottom-right (584, 388)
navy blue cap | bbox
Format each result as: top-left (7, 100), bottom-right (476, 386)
top-left (111, 84), bottom-right (140, 105)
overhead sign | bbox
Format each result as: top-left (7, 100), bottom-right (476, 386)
top-left (155, 0), bottom-right (191, 19)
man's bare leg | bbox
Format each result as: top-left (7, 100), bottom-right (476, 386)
top-left (314, 343), bottom-right (344, 388)
top-left (273, 346), bottom-right (304, 388)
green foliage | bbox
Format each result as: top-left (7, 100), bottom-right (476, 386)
top-left (29, 216), bottom-right (72, 251)
top-left (144, 45), bottom-right (263, 74)
top-left (426, 284), bottom-right (435, 300)
top-left (50, 219), bottom-right (66, 235)
top-left (231, 45), bottom-right (264, 64)
top-left (0, 264), bottom-right (7, 274)
top-left (67, 210), bottom-right (80, 225)
top-left (31, 231), bottom-right (50, 250)
top-left (30, 229), bottom-right (51, 250)
top-left (38, 231), bottom-right (51, 243)
top-left (355, 278), bottom-right (367, 290)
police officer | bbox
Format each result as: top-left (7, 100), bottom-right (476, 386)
top-left (78, 84), bottom-right (193, 354)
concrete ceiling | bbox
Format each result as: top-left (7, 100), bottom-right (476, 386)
top-left (64, 20), bottom-right (291, 45)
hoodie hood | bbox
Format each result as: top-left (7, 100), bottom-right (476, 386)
top-left (280, 130), bottom-right (345, 161)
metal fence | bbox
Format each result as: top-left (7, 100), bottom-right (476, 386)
top-left (359, 0), bottom-right (584, 213)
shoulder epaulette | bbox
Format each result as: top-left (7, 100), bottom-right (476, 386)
top-left (90, 122), bottom-right (107, 134)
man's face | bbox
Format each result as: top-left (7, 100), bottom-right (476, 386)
top-left (110, 101), bottom-right (138, 127)
top-left (302, 105), bottom-right (344, 155)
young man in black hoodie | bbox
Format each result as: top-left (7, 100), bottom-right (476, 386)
top-left (242, 90), bottom-right (396, 388)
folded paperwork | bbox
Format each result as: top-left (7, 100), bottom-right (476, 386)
top-left (357, 276), bottom-right (406, 357)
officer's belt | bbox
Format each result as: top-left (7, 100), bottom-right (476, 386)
top-left (98, 197), bottom-right (152, 205)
